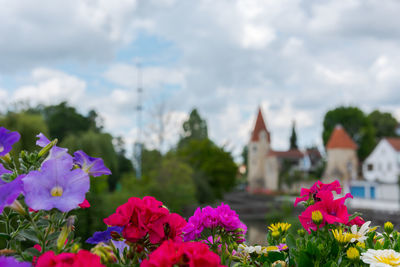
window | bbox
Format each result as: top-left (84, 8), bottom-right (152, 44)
top-left (367, 164), bottom-right (373, 171)
top-left (350, 186), bottom-right (365, 198)
top-left (252, 145), bottom-right (257, 152)
top-left (370, 187), bottom-right (376, 199)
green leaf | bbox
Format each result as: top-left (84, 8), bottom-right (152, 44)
top-left (286, 233), bottom-right (297, 249)
top-left (19, 229), bottom-right (40, 243)
top-left (267, 251), bottom-right (285, 262)
top-left (0, 233), bottom-right (11, 241)
top-left (298, 251), bottom-right (313, 267)
top-left (25, 247), bottom-right (41, 257)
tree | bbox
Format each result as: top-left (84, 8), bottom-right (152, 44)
top-left (148, 156), bottom-right (197, 212)
top-left (368, 110), bottom-right (398, 140)
top-left (176, 139), bottom-right (237, 202)
top-left (41, 102), bottom-right (100, 142)
top-left (0, 112), bottom-right (49, 153)
top-left (322, 106), bottom-right (375, 160)
top-left (289, 121), bottom-right (298, 149)
top-left (178, 109), bottom-right (208, 147)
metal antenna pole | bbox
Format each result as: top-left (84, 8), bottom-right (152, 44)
top-left (134, 64), bottom-right (143, 179)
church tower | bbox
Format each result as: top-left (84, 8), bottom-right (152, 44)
top-left (248, 107), bottom-right (271, 190)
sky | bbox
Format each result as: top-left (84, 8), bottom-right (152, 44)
top-left (1, 0), bottom-right (400, 161)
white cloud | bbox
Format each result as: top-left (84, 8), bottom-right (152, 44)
top-left (12, 68), bottom-right (86, 106)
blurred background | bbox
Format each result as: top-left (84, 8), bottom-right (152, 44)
top-left (1, 0), bottom-right (400, 245)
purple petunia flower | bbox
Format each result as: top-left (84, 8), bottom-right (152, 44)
top-left (73, 150), bottom-right (111, 177)
top-left (86, 226), bottom-right (123, 244)
top-left (0, 163), bottom-right (12, 176)
top-left (36, 133), bottom-right (70, 162)
top-left (0, 175), bottom-right (25, 213)
top-left (23, 157), bottom-right (90, 213)
top-left (0, 127), bottom-right (20, 156)
top-left (0, 256), bottom-right (31, 266)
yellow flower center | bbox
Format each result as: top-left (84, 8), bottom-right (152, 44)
top-left (312, 210), bottom-right (323, 224)
top-left (51, 186), bottom-right (63, 197)
top-left (0, 145), bottom-right (4, 153)
top-left (374, 254), bottom-right (400, 265)
top-left (347, 247), bottom-right (359, 260)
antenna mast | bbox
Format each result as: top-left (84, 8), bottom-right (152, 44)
top-left (133, 64), bottom-right (143, 179)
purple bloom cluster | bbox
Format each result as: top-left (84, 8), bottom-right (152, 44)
top-left (0, 256), bottom-right (31, 267)
top-left (0, 175), bottom-right (24, 213)
top-left (0, 127), bottom-right (20, 156)
top-left (183, 203), bottom-right (246, 242)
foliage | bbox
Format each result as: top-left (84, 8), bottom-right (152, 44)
top-left (147, 156), bottom-right (197, 212)
top-left (178, 108), bottom-right (208, 147)
top-left (289, 121), bottom-right (298, 150)
top-left (368, 110), bottom-right (398, 140)
top-left (176, 138), bottom-right (237, 202)
top-left (0, 112), bottom-right (48, 153)
top-left (322, 106), bottom-right (376, 160)
top-left (39, 102), bottom-right (101, 142)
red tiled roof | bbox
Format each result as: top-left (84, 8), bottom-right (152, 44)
top-left (386, 137), bottom-right (400, 151)
top-left (267, 149), bottom-right (304, 159)
top-left (326, 125), bottom-right (357, 150)
top-left (251, 107), bottom-right (270, 142)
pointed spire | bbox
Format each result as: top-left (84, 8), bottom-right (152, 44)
top-left (251, 107), bottom-right (270, 142)
top-left (326, 125), bottom-right (357, 150)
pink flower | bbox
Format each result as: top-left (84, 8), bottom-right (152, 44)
top-left (79, 199), bottom-right (90, 209)
top-left (35, 250), bottom-right (105, 267)
top-left (299, 191), bottom-right (353, 232)
top-left (141, 240), bottom-right (225, 267)
top-left (347, 216), bottom-right (365, 227)
top-left (294, 180), bottom-right (342, 206)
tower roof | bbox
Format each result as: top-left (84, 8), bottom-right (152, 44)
top-left (251, 107), bottom-right (270, 142)
top-left (326, 125), bottom-right (357, 150)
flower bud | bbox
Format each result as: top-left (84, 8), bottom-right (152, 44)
top-left (38, 139), bottom-right (58, 158)
top-left (384, 221), bottom-right (394, 234)
top-left (272, 260), bottom-right (287, 267)
top-left (272, 230), bottom-right (280, 240)
top-left (57, 216), bottom-right (75, 250)
top-left (91, 244), bottom-right (117, 264)
top-left (297, 229), bottom-right (305, 237)
top-left (346, 247), bottom-right (360, 262)
top-left (311, 210), bottom-right (323, 226)
top-left (9, 200), bottom-right (26, 215)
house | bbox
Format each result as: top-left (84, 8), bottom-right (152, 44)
top-left (354, 138), bottom-right (400, 202)
top-left (323, 125), bottom-right (358, 188)
top-left (247, 107), bottom-right (321, 193)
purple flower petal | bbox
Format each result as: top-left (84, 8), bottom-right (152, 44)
top-left (36, 133), bottom-right (51, 147)
top-left (73, 150), bottom-right (111, 177)
top-left (0, 175), bottom-right (24, 213)
top-left (23, 158), bottom-right (90, 212)
top-left (0, 256), bottom-right (31, 267)
top-left (0, 127), bottom-right (20, 156)
top-left (0, 163), bottom-right (12, 176)
top-left (86, 226), bottom-right (123, 244)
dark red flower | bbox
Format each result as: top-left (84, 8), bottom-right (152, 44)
top-left (294, 180), bottom-right (342, 206)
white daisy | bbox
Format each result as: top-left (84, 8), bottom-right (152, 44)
top-left (361, 249), bottom-right (400, 267)
top-left (350, 221), bottom-right (371, 243)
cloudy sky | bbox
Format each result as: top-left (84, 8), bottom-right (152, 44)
top-left (1, 0), bottom-right (400, 160)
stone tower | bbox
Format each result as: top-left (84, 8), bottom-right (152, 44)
top-left (248, 107), bottom-right (271, 190)
top-left (324, 125), bottom-right (358, 191)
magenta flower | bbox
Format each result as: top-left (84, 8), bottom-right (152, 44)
top-left (0, 256), bottom-right (31, 267)
top-left (36, 133), bottom-right (69, 161)
top-left (23, 157), bottom-right (90, 212)
top-left (294, 180), bottom-right (341, 206)
top-left (299, 190), bottom-right (353, 233)
top-left (183, 203), bottom-right (245, 242)
top-left (0, 127), bottom-right (20, 156)
top-left (73, 150), bottom-right (111, 177)
top-left (0, 175), bottom-right (24, 213)
top-left (0, 163), bottom-right (12, 176)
